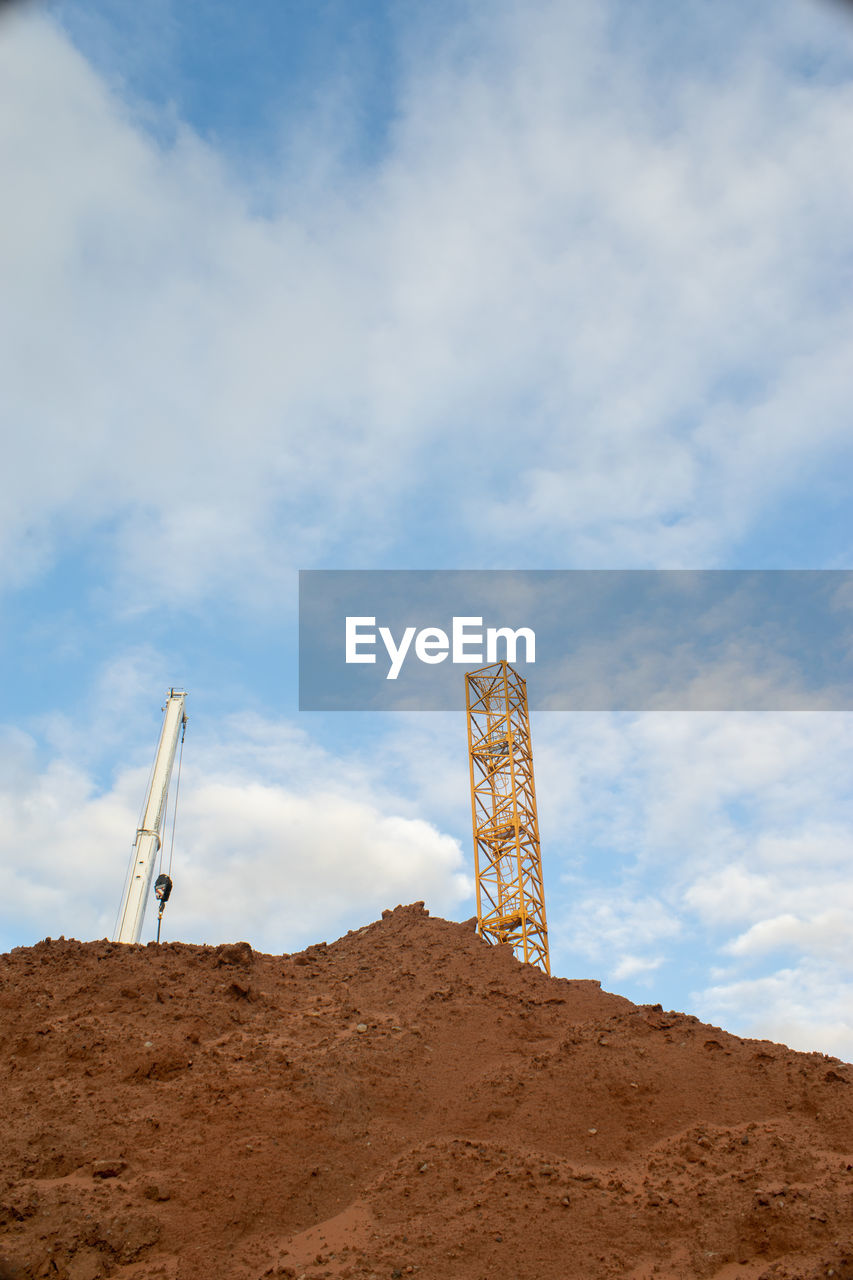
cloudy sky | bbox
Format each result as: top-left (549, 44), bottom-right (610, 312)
top-left (2, 0), bottom-right (852, 1059)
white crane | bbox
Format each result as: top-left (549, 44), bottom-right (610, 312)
top-left (114, 689), bottom-right (188, 944)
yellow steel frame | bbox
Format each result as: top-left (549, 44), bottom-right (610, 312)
top-left (465, 660), bottom-right (550, 975)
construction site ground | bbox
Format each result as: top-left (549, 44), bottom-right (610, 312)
top-left (1, 902), bottom-right (851, 1280)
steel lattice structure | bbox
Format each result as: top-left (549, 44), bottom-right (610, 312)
top-left (465, 660), bottom-right (550, 974)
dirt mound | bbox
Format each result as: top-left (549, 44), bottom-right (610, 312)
top-left (1, 903), bottom-right (851, 1280)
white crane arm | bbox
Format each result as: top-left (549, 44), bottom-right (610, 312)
top-left (114, 690), bottom-right (187, 945)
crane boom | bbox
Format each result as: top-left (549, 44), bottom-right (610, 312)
top-left (114, 690), bottom-right (187, 945)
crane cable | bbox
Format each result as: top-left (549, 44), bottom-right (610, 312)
top-left (155, 716), bottom-right (186, 943)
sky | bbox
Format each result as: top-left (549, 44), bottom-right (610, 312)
top-left (1, 0), bottom-right (852, 1059)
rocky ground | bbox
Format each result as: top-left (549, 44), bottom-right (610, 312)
top-left (1, 902), bottom-right (851, 1280)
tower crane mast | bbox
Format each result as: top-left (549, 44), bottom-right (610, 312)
top-left (114, 690), bottom-right (187, 945)
top-left (465, 661), bottom-right (550, 974)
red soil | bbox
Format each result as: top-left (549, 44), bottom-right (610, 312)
top-left (1, 903), bottom-right (851, 1280)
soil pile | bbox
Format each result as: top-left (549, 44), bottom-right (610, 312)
top-left (1, 902), bottom-right (851, 1280)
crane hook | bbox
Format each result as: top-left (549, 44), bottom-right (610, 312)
top-left (154, 874), bottom-right (173, 943)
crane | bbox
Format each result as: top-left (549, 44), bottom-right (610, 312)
top-left (465, 660), bottom-right (550, 974)
top-left (114, 689), bottom-right (187, 945)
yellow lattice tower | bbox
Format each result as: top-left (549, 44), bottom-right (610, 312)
top-left (465, 660), bottom-right (550, 974)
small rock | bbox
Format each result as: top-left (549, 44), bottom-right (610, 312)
top-left (418, 1162), bottom-right (429, 1173)
top-left (587, 1128), bottom-right (597, 1135)
top-left (356, 1024), bottom-right (368, 1034)
top-left (215, 941), bottom-right (254, 967)
top-left (92, 1158), bottom-right (126, 1179)
top-left (142, 1182), bottom-right (171, 1202)
top-left (65, 1249), bottom-right (103, 1280)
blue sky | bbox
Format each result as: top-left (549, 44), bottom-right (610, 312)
top-left (2, 0), bottom-right (853, 1059)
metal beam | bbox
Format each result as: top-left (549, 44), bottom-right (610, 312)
top-left (465, 661), bottom-right (550, 974)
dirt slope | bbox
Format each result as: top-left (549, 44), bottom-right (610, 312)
top-left (1, 903), bottom-right (851, 1280)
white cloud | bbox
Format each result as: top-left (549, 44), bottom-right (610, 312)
top-left (610, 953), bottom-right (664, 982)
top-left (2, 3), bottom-right (853, 604)
top-left (684, 863), bottom-right (778, 925)
top-left (554, 889), bottom-right (683, 969)
top-left (0, 12), bottom-right (400, 604)
top-left (696, 963), bottom-right (853, 1062)
top-left (686, 826), bottom-right (853, 931)
top-left (172, 779), bottom-right (469, 950)
top-left (726, 907), bottom-right (853, 963)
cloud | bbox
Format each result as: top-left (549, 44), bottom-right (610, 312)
top-left (696, 963), bottom-right (853, 1062)
top-left (610, 953), bottom-right (665, 982)
top-left (685, 825), bottom-right (853, 929)
top-left (171, 779), bottom-right (468, 950)
top-left (0, 11), bottom-right (398, 605)
top-left (552, 888), bottom-right (683, 973)
top-left (726, 907), bottom-right (853, 963)
top-left (684, 863), bottom-right (778, 925)
top-left (2, 2), bottom-right (853, 608)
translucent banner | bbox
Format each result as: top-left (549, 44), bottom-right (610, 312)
top-left (298, 570), bottom-right (853, 711)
